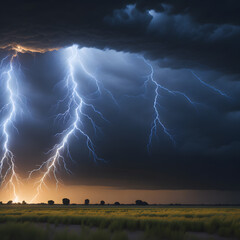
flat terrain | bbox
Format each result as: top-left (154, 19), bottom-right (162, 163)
top-left (0, 205), bottom-right (239, 240)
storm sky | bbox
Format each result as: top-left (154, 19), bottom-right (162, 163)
top-left (0, 0), bottom-right (240, 202)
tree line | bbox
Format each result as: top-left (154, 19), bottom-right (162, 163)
top-left (0, 199), bottom-right (149, 205)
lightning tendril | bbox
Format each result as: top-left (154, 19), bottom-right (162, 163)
top-left (191, 71), bottom-right (229, 98)
top-left (142, 58), bottom-right (197, 151)
top-left (141, 58), bottom-right (228, 151)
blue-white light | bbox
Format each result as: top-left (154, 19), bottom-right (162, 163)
top-left (29, 45), bottom-right (112, 202)
top-left (191, 71), bottom-right (229, 98)
top-left (0, 53), bottom-right (21, 202)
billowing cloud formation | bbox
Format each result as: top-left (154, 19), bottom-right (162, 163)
top-left (0, 0), bottom-right (239, 73)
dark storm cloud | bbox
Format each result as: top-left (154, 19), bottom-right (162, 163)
top-left (0, 1), bottom-right (240, 193)
top-left (0, 0), bottom-right (239, 73)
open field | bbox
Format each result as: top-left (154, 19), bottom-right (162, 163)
top-left (0, 205), bottom-right (239, 240)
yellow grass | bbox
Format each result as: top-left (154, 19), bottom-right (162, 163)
top-left (0, 205), bottom-right (240, 239)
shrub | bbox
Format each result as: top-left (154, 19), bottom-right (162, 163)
top-left (48, 200), bottom-right (54, 205)
top-left (62, 198), bottom-right (70, 205)
top-left (135, 200), bottom-right (148, 205)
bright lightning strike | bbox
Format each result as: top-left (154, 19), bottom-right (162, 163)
top-left (142, 58), bottom-right (196, 151)
top-left (29, 45), bottom-right (107, 202)
top-left (0, 52), bottom-right (21, 203)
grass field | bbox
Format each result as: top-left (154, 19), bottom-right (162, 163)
top-left (0, 205), bottom-right (239, 240)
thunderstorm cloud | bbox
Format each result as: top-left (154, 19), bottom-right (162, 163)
top-left (0, 0), bottom-right (240, 191)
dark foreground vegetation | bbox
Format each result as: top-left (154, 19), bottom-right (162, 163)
top-left (0, 205), bottom-right (239, 240)
top-left (0, 222), bottom-right (129, 240)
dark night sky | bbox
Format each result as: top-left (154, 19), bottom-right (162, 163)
top-left (0, 0), bottom-right (240, 193)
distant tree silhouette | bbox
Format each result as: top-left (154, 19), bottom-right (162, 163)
top-left (62, 198), bottom-right (70, 205)
top-left (100, 200), bottom-right (105, 205)
top-left (22, 200), bottom-right (26, 205)
top-left (0, 201), bottom-right (2, 205)
top-left (136, 200), bottom-right (148, 206)
top-left (114, 202), bottom-right (120, 205)
top-left (135, 200), bottom-right (142, 205)
top-left (7, 200), bottom-right (12, 205)
top-left (48, 200), bottom-right (54, 205)
top-left (85, 199), bottom-right (90, 205)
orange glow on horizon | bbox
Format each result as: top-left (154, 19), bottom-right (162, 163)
top-left (0, 183), bottom-right (239, 205)
top-left (1, 44), bottom-right (59, 54)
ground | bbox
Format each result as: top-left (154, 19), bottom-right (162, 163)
top-left (0, 205), bottom-right (239, 239)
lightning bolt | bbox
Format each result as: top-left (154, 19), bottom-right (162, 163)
top-left (140, 58), bottom-right (196, 151)
top-left (191, 71), bottom-right (229, 98)
top-left (29, 45), bottom-right (107, 202)
top-left (0, 52), bottom-right (21, 202)
top-left (142, 59), bottom-right (229, 151)
top-left (75, 48), bottom-right (118, 105)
